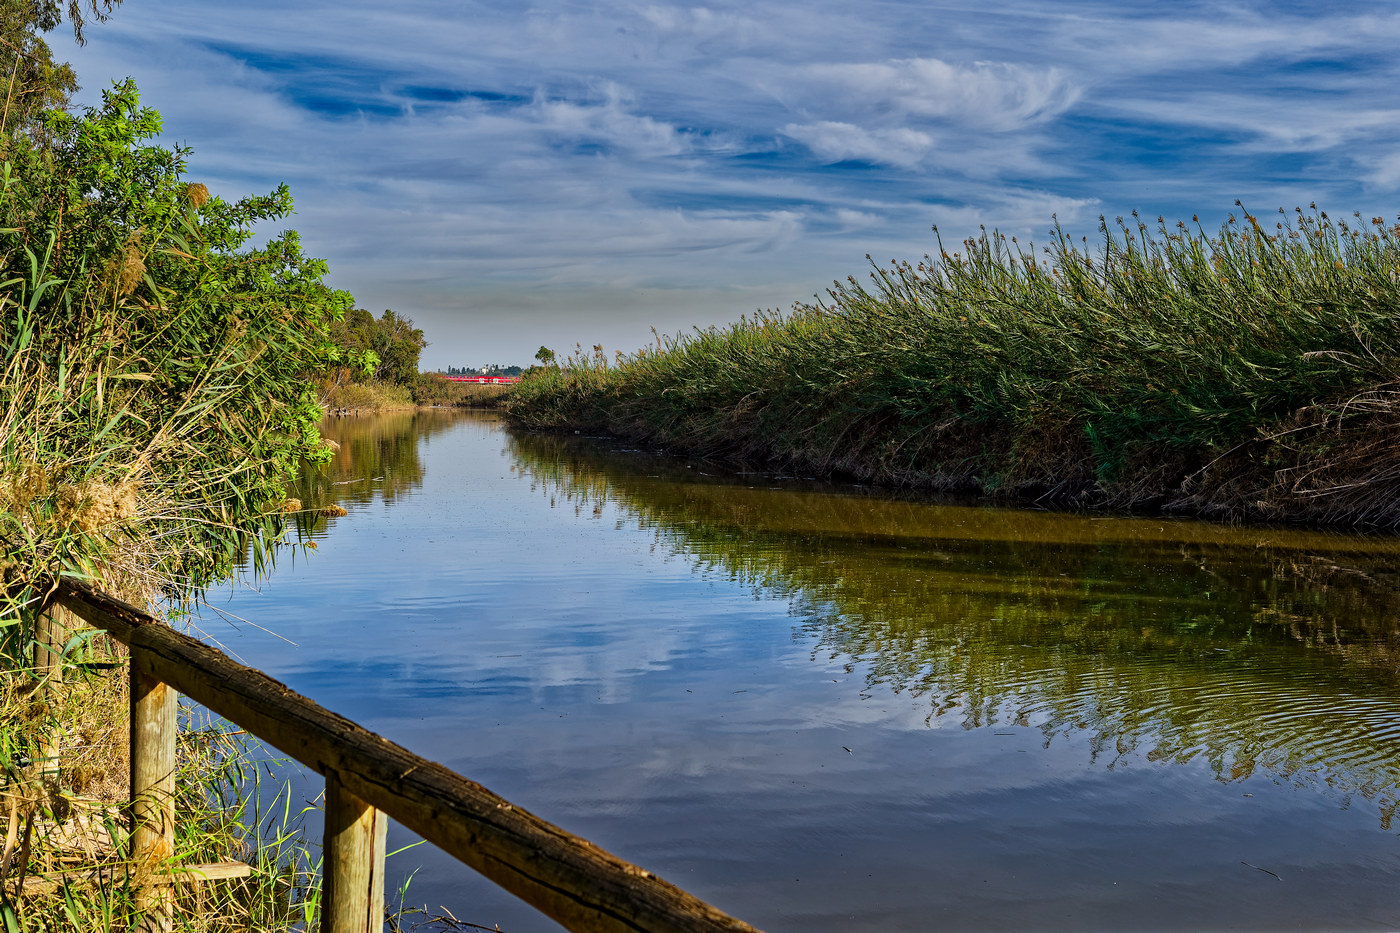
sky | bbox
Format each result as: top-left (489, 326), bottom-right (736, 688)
top-left (64, 0), bottom-right (1400, 369)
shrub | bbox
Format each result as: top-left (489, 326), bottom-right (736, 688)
top-left (0, 80), bottom-right (351, 627)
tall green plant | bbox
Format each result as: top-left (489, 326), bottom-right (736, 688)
top-left (327, 307), bottom-right (425, 386)
top-left (507, 206), bottom-right (1400, 522)
top-left (0, 0), bottom-right (128, 140)
top-left (0, 80), bottom-right (355, 633)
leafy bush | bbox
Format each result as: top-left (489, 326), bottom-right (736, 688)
top-left (0, 80), bottom-right (352, 626)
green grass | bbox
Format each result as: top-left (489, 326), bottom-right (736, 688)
top-left (506, 205), bottom-right (1400, 525)
top-left (0, 83), bottom-right (363, 931)
top-left (0, 642), bottom-right (322, 932)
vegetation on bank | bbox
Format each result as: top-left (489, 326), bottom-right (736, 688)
top-left (4, 656), bottom-right (323, 930)
top-left (320, 373), bottom-right (513, 412)
top-left (320, 377), bottom-right (417, 412)
top-left (0, 24), bottom-right (352, 927)
top-left (506, 207), bottom-right (1400, 525)
top-left (318, 308), bottom-right (514, 410)
top-left (410, 375), bottom-right (513, 408)
top-left (320, 308), bottom-right (423, 411)
top-left (440, 364), bottom-right (522, 377)
top-left (1, 83), bottom-right (351, 609)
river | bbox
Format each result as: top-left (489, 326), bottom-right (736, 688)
top-left (198, 408), bottom-right (1400, 932)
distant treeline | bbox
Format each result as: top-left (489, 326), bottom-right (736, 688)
top-left (321, 319), bottom-right (525, 411)
top-left (506, 209), bottom-right (1400, 527)
top-left (321, 308), bottom-right (427, 410)
top-left (327, 308), bottom-right (426, 386)
top-left (441, 364), bottom-right (523, 377)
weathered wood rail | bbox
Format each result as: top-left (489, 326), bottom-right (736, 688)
top-left (44, 577), bottom-right (762, 933)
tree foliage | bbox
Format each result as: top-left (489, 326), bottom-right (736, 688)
top-left (34, 0), bottom-right (123, 44)
top-left (0, 1), bottom-right (125, 136)
top-left (329, 307), bottom-right (426, 386)
top-left (1, 80), bottom-right (353, 618)
top-left (0, 1), bottom-right (78, 134)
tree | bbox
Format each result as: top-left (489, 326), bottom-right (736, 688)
top-left (535, 345), bottom-right (556, 367)
top-left (0, 0), bottom-right (125, 136)
top-left (328, 308), bottom-right (426, 386)
top-left (370, 309), bottom-right (427, 385)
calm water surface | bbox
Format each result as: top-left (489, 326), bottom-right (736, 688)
top-left (200, 409), bottom-right (1400, 932)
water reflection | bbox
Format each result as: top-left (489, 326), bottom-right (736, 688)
top-left (507, 430), bottom-right (1400, 828)
top-left (292, 410), bottom-right (465, 539)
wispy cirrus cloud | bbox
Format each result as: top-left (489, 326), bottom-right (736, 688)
top-left (787, 58), bottom-right (1079, 130)
top-left (775, 56), bottom-right (1078, 171)
top-left (65, 0), bottom-right (1400, 366)
top-left (779, 122), bottom-right (934, 168)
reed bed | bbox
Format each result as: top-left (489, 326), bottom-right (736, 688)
top-left (1, 82), bottom-right (349, 928)
top-left (410, 375), bottom-right (513, 409)
top-left (2, 652), bottom-right (323, 932)
top-left (320, 378), bottom-right (416, 413)
top-left (506, 206), bottom-right (1400, 525)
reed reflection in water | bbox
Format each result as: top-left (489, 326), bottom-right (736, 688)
top-left (291, 408), bottom-right (466, 539)
top-left (508, 430), bottom-right (1400, 827)
top-left (206, 411), bottom-right (1400, 932)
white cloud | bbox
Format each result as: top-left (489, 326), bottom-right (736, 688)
top-left (64, 0), bottom-right (1400, 367)
top-left (796, 57), bottom-right (1079, 130)
top-left (1102, 94), bottom-right (1400, 154)
top-left (637, 5), bottom-right (766, 45)
top-left (768, 56), bottom-right (1077, 171)
top-left (1043, 9), bottom-right (1400, 76)
top-left (832, 208), bottom-right (879, 229)
top-left (533, 87), bottom-right (692, 158)
top-left (781, 121), bottom-right (933, 168)
top-left (1369, 152), bottom-right (1400, 189)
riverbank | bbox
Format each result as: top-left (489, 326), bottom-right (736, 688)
top-left (505, 208), bottom-right (1400, 527)
top-left (0, 85), bottom-right (344, 929)
top-left (320, 379), bottom-right (416, 413)
top-left (321, 376), bottom-right (512, 414)
top-left (1, 642), bottom-right (320, 929)
top-left (214, 407), bottom-right (1400, 932)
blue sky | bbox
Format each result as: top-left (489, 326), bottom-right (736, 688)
top-left (68, 0), bottom-right (1400, 368)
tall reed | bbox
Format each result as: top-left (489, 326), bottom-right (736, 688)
top-left (1, 80), bottom-right (351, 626)
top-left (2, 657), bottom-right (323, 932)
top-left (507, 206), bottom-right (1400, 524)
top-left (1, 81), bottom-right (353, 928)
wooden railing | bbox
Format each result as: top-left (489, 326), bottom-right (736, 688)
top-left (38, 578), bottom-right (762, 933)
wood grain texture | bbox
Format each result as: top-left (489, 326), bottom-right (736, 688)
top-left (32, 605), bottom-right (72, 776)
top-left (322, 773), bottom-right (387, 933)
top-left (130, 653), bottom-right (178, 933)
top-left (33, 605), bottom-right (69, 682)
top-left (18, 861), bottom-right (253, 895)
top-left (57, 579), bottom-right (762, 933)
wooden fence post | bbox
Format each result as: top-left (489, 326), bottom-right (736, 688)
top-left (322, 770), bottom-right (388, 933)
top-left (30, 604), bottom-right (72, 776)
top-left (60, 579), bottom-right (763, 933)
top-left (32, 603), bottom-right (69, 683)
top-left (131, 650), bottom-right (178, 933)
